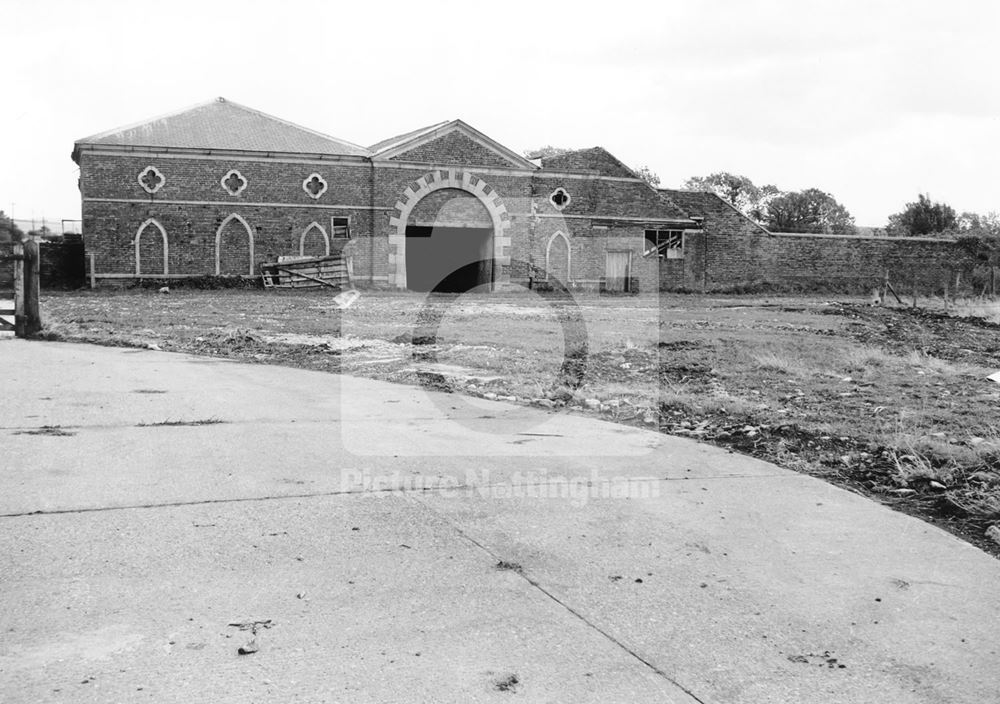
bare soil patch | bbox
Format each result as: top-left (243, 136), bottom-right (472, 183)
top-left (39, 289), bottom-right (1000, 556)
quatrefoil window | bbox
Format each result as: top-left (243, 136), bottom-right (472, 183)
top-left (549, 187), bottom-right (571, 210)
top-left (138, 166), bottom-right (165, 194)
top-left (221, 169), bottom-right (248, 196)
top-left (303, 173), bottom-right (328, 199)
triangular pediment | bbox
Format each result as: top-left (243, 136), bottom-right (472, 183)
top-left (372, 120), bottom-right (536, 169)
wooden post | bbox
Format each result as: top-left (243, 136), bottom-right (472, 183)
top-left (13, 241), bottom-right (24, 337)
top-left (89, 252), bottom-right (96, 289)
top-left (22, 239), bottom-right (41, 336)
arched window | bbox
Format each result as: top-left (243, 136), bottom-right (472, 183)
top-left (545, 230), bottom-right (571, 285)
top-left (135, 218), bottom-right (168, 276)
top-left (215, 213), bottom-right (255, 275)
top-left (300, 222), bottom-right (331, 257)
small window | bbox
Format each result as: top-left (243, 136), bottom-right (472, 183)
top-left (138, 165), bottom-right (165, 194)
top-left (221, 169), bottom-right (248, 196)
top-left (303, 173), bottom-right (328, 199)
top-left (331, 216), bottom-right (350, 238)
top-left (549, 187), bottom-right (571, 211)
top-left (644, 229), bottom-right (684, 259)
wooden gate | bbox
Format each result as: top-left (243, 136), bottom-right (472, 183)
top-left (0, 240), bottom-right (42, 337)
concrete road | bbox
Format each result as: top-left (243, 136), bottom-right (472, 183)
top-left (1, 339), bottom-right (998, 703)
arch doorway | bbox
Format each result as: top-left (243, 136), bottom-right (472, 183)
top-left (388, 170), bottom-right (512, 291)
top-left (404, 188), bottom-right (493, 292)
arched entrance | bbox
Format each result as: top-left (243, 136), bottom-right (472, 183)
top-left (388, 170), bottom-right (511, 291)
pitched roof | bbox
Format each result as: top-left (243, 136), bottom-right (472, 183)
top-left (74, 97), bottom-right (369, 158)
top-left (540, 147), bottom-right (637, 178)
top-left (660, 189), bottom-right (771, 234)
top-left (369, 119), bottom-right (538, 169)
top-left (368, 121), bottom-right (449, 155)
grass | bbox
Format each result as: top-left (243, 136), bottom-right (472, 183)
top-left (36, 288), bottom-right (1000, 557)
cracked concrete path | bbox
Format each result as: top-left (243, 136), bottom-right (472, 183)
top-left (1, 339), bottom-right (998, 703)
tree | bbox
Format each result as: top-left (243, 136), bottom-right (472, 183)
top-left (682, 172), bottom-right (780, 222)
top-left (887, 194), bottom-right (957, 236)
top-left (632, 165), bottom-right (661, 188)
top-left (953, 212), bottom-right (1000, 295)
top-left (524, 145), bottom-right (572, 159)
top-left (764, 188), bottom-right (856, 234)
top-left (956, 210), bottom-right (1000, 237)
top-left (0, 210), bottom-right (24, 243)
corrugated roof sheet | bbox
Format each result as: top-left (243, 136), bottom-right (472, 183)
top-left (75, 98), bottom-right (369, 157)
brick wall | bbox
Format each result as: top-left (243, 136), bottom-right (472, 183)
top-left (657, 189), bottom-right (973, 294)
top-left (80, 153), bottom-right (371, 204)
top-left (83, 200), bottom-right (374, 276)
top-left (80, 151), bottom-right (691, 291)
top-left (80, 153), bottom-right (375, 276)
top-left (409, 188), bottom-right (492, 227)
top-left (757, 234), bottom-right (973, 293)
top-left (389, 132), bottom-right (513, 168)
top-left (0, 239), bottom-right (85, 290)
top-left (40, 237), bottom-right (86, 289)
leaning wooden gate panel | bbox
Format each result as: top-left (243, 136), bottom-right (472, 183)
top-left (0, 242), bottom-right (13, 332)
top-left (0, 240), bottom-right (42, 337)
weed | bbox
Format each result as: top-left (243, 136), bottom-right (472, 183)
top-left (495, 560), bottom-right (523, 573)
top-left (14, 425), bottom-right (76, 437)
top-left (136, 418), bottom-right (226, 427)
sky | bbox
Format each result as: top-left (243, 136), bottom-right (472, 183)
top-left (2, 0), bottom-right (997, 227)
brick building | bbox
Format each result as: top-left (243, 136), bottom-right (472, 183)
top-left (73, 98), bottom-right (700, 293)
top-left (73, 98), bottom-right (967, 294)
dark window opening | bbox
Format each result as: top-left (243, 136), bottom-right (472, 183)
top-left (549, 187), bottom-right (571, 210)
top-left (643, 229), bottom-right (684, 259)
top-left (332, 216), bottom-right (350, 238)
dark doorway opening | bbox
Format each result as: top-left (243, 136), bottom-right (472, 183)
top-left (405, 225), bottom-right (494, 292)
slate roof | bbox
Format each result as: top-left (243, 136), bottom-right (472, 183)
top-left (368, 121), bottom-right (449, 155)
top-left (540, 147), bottom-right (638, 179)
top-left (659, 189), bottom-right (771, 234)
top-left (73, 98), bottom-right (369, 158)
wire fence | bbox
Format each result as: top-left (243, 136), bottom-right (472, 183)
top-left (8, 218), bottom-right (82, 236)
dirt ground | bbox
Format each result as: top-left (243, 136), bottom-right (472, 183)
top-left (36, 288), bottom-right (1000, 557)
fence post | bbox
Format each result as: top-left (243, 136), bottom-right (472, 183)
top-left (22, 239), bottom-right (41, 336)
top-left (13, 241), bottom-right (24, 337)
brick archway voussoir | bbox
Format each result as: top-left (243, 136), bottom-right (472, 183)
top-left (388, 171), bottom-right (511, 289)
